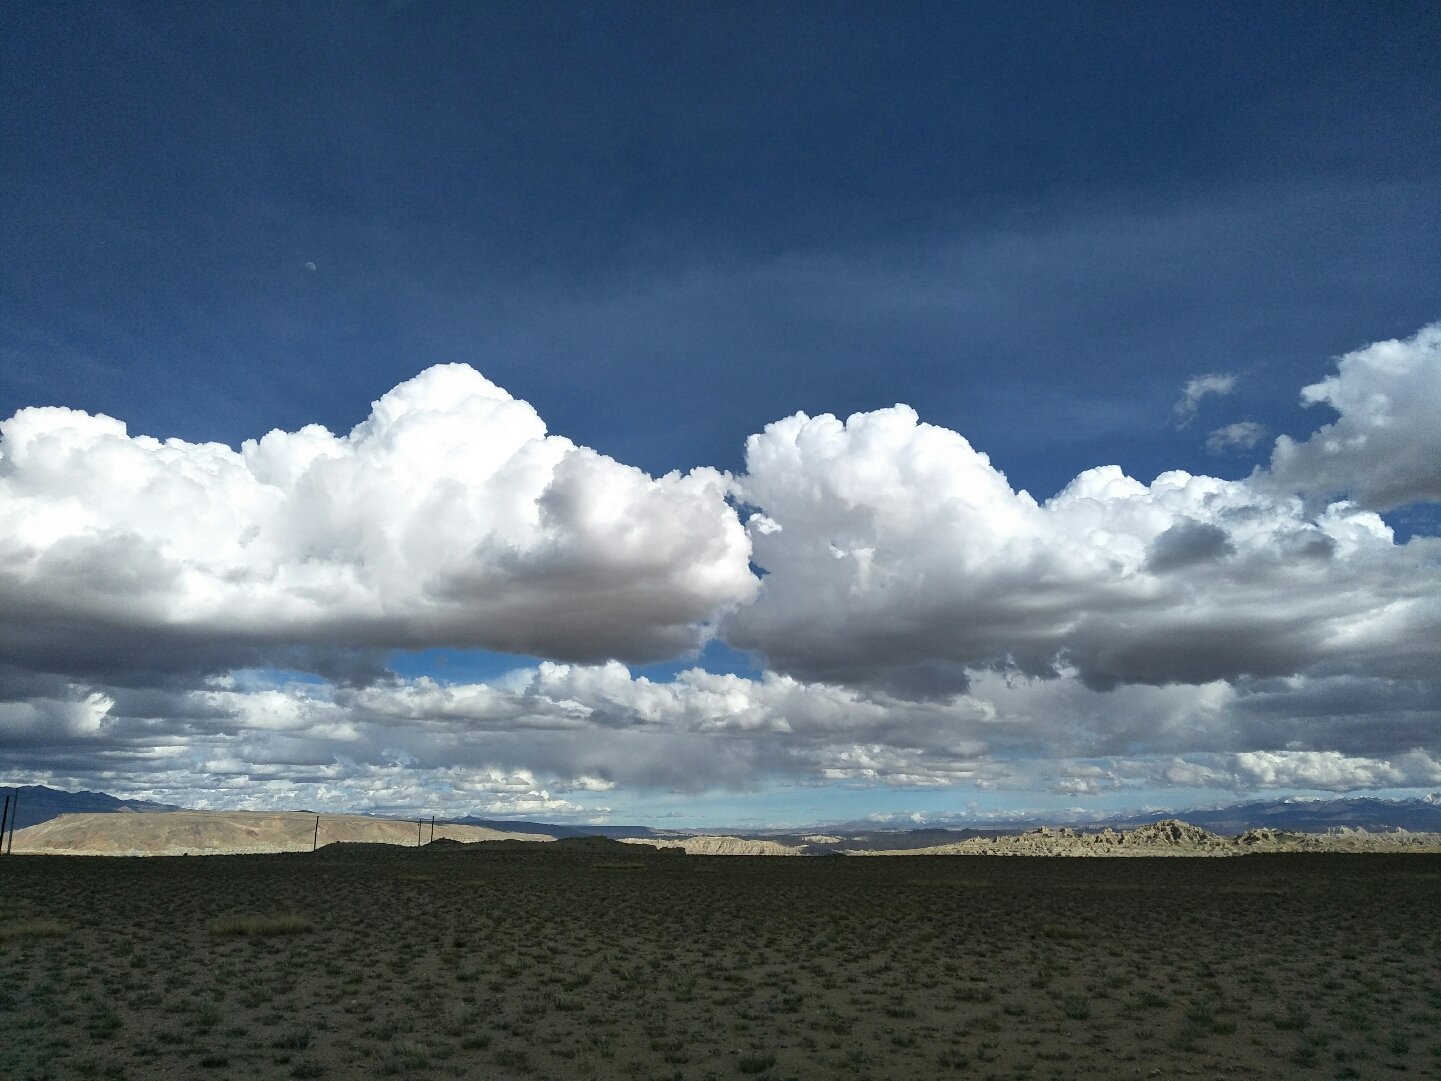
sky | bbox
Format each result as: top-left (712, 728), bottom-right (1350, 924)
top-left (2, 2), bottom-right (1440, 828)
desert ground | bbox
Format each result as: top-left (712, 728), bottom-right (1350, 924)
top-left (2, 839), bottom-right (1439, 1080)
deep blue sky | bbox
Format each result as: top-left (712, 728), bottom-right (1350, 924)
top-left (3, 2), bottom-right (1440, 824)
top-left (6, 2), bottom-right (1438, 494)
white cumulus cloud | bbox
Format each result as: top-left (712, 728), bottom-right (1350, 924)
top-left (728, 402), bottom-right (1440, 696)
top-left (1226, 749), bottom-right (1441, 792)
top-left (0, 364), bottom-right (758, 681)
top-left (1265, 322), bottom-right (1441, 510)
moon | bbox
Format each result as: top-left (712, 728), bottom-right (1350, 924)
top-left (304, 261), bottom-right (317, 272)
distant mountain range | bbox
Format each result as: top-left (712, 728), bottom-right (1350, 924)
top-left (7, 785), bottom-right (1441, 843)
top-left (795, 796), bottom-right (1441, 851)
top-left (0, 784), bottom-right (179, 832)
top-left (1102, 795), bottom-right (1441, 835)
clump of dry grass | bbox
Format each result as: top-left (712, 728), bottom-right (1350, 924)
top-left (207, 913), bottom-right (314, 936)
top-left (0, 919), bottom-right (70, 941)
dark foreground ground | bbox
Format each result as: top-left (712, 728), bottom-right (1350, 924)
top-left (2, 840), bottom-right (1439, 1080)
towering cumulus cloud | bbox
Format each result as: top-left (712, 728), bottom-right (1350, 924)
top-left (0, 365), bottom-right (756, 682)
top-left (729, 399), bottom-right (1440, 696)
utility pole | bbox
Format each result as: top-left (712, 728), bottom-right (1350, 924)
top-left (0, 793), bottom-right (10, 857)
top-left (429, 816), bottom-right (435, 843)
top-left (312, 814), bottom-right (321, 852)
top-left (5, 789), bottom-right (15, 855)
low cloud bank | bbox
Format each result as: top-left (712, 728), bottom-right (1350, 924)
top-left (4, 664), bottom-right (1439, 816)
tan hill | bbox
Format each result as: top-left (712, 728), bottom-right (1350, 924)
top-left (8, 809), bottom-right (555, 856)
top-left (847, 818), bottom-right (1441, 857)
top-left (620, 834), bottom-right (804, 856)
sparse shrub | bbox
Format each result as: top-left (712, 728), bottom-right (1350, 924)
top-left (738, 1051), bottom-right (777, 1073)
top-left (651, 1038), bottom-right (691, 1064)
top-left (380, 1040), bottom-right (431, 1074)
top-left (492, 1047), bottom-right (530, 1070)
top-left (190, 1003), bottom-right (222, 1031)
top-left (207, 913), bottom-right (313, 937)
top-left (272, 1028), bottom-right (312, 1050)
top-left (1273, 1008), bottom-right (1311, 1031)
top-left (954, 985), bottom-right (993, 1003)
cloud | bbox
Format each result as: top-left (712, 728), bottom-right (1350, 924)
top-left (0, 662), bottom-right (998, 811)
top-left (4, 325), bottom-right (1441, 817)
top-left (1264, 322), bottom-right (1441, 510)
top-left (728, 403), bottom-right (1440, 696)
top-left (1172, 372), bottom-right (1236, 427)
top-left (1230, 749), bottom-right (1441, 791)
top-left (0, 691), bottom-right (113, 742)
top-left (1206, 420), bottom-right (1266, 454)
top-left (5, 661), bottom-right (1438, 815)
top-left (0, 365), bottom-right (757, 684)
top-left (1143, 519), bottom-right (1236, 573)
top-left (1162, 750), bottom-right (1441, 793)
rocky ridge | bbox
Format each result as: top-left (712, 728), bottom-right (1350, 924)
top-left (847, 818), bottom-right (1441, 857)
top-left (620, 834), bottom-right (804, 856)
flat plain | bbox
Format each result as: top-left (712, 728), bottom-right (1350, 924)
top-left (2, 840), bottom-right (1439, 1080)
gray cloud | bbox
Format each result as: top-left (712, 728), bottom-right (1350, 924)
top-left (1144, 519), bottom-right (1236, 573)
top-left (4, 661), bottom-right (1438, 816)
top-left (1206, 420), bottom-right (1267, 454)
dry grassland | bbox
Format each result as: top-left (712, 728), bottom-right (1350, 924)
top-left (2, 840), bottom-right (1439, 1080)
